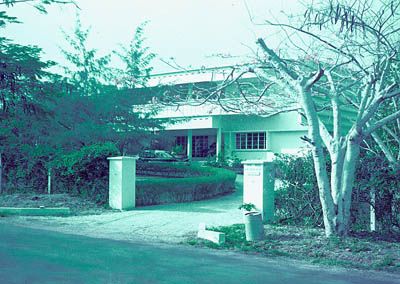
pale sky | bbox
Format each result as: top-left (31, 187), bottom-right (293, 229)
top-left (3, 0), bottom-right (304, 74)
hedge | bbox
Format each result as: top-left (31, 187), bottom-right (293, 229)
top-left (136, 162), bottom-right (203, 178)
top-left (136, 163), bottom-right (236, 206)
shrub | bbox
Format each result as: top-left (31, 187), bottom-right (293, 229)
top-left (52, 142), bottom-right (120, 203)
top-left (354, 151), bottom-right (400, 232)
top-left (275, 150), bottom-right (400, 232)
top-left (0, 142), bottom-right (120, 198)
top-left (274, 153), bottom-right (323, 227)
top-left (136, 162), bottom-right (203, 178)
top-left (136, 163), bottom-right (236, 206)
top-left (204, 155), bottom-right (243, 174)
top-left (1, 150), bottom-right (48, 193)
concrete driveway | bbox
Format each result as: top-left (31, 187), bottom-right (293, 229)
top-left (0, 175), bottom-right (245, 243)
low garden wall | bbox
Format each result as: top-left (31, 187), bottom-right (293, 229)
top-left (136, 163), bottom-right (236, 206)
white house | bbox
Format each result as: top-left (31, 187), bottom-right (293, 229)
top-left (139, 65), bottom-right (309, 161)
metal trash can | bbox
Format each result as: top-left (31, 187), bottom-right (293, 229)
top-left (244, 212), bottom-right (264, 241)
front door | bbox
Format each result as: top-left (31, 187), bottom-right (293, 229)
top-left (192, 135), bottom-right (208, 157)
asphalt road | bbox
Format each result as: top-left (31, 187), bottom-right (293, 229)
top-left (0, 224), bottom-right (399, 284)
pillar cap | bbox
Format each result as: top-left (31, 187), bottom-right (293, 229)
top-left (242, 158), bottom-right (274, 165)
top-left (107, 156), bottom-right (139, 160)
top-left (241, 152), bottom-right (275, 164)
top-left (242, 160), bottom-right (267, 165)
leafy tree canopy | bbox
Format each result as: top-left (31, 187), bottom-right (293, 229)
top-left (0, 0), bottom-right (77, 13)
top-left (114, 21), bottom-right (156, 88)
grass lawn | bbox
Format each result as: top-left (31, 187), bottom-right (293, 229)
top-left (186, 224), bottom-right (400, 272)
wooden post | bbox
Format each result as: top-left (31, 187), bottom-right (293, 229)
top-left (47, 168), bottom-right (51, 195)
top-left (370, 188), bottom-right (376, 232)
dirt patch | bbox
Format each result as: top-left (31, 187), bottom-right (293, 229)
top-left (0, 193), bottom-right (111, 215)
top-left (187, 224), bottom-right (400, 272)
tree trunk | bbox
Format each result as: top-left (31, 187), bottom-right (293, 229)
top-left (370, 188), bottom-right (376, 232)
top-left (338, 138), bottom-right (361, 236)
top-left (311, 144), bottom-right (336, 237)
top-left (330, 145), bottom-right (346, 232)
top-left (299, 87), bottom-right (336, 237)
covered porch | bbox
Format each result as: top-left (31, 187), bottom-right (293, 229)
top-left (164, 128), bottom-right (223, 160)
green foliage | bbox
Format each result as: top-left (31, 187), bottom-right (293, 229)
top-left (238, 203), bottom-right (256, 212)
top-left (136, 162), bottom-right (203, 178)
top-left (50, 87), bottom-right (161, 154)
top-left (0, 9), bottom-right (160, 197)
top-left (114, 21), bottom-right (156, 88)
top-left (274, 153), bottom-right (323, 227)
top-left (61, 17), bottom-right (111, 96)
top-left (52, 142), bottom-right (119, 203)
top-left (171, 145), bottom-right (184, 155)
top-left (355, 150), bottom-right (400, 232)
top-left (52, 142), bottom-right (118, 172)
top-left (275, 150), bottom-right (400, 232)
top-left (0, 11), bottom-right (19, 27)
top-left (58, 16), bottom-right (161, 154)
top-left (1, 0), bottom-right (76, 14)
top-left (136, 163), bottom-right (236, 206)
top-left (204, 156), bottom-right (243, 174)
top-left (0, 13), bottom-right (60, 193)
top-left (373, 255), bottom-right (397, 269)
top-left (188, 224), bottom-right (400, 272)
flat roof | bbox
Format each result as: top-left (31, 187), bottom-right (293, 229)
top-left (145, 64), bottom-right (256, 86)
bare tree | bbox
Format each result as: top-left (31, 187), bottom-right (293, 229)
top-left (171, 0), bottom-right (399, 237)
top-left (257, 0), bottom-right (400, 237)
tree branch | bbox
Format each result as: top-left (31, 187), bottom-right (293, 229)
top-left (305, 68), bottom-right (325, 90)
top-left (256, 38), bottom-right (299, 81)
top-left (318, 116), bottom-right (333, 153)
top-left (370, 130), bottom-right (397, 164)
top-left (263, 21), bottom-right (368, 75)
top-left (326, 70), bottom-right (341, 142)
top-left (0, 0), bottom-right (78, 7)
top-left (365, 109), bottom-right (400, 136)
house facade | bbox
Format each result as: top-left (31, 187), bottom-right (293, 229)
top-left (142, 66), bottom-right (309, 161)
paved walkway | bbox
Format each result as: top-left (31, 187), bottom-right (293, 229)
top-left (0, 175), bottom-right (244, 244)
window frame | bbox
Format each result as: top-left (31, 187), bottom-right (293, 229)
top-left (235, 131), bottom-right (266, 150)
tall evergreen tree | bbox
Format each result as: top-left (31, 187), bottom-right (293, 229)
top-left (115, 22), bottom-right (156, 88)
top-left (0, 10), bottom-right (63, 192)
top-left (0, 11), bottom-right (160, 193)
top-left (59, 17), bottom-right (160, 154)
top-left (61, 17), bottom-right (111, 96)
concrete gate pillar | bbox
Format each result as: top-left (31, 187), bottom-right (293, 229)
top-left (107, 156), bottom-right (138, 210)
top-left (242, 158), bottom-right (275, 222)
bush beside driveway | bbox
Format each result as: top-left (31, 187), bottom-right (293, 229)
top-left (136, 163), bottom-right (236, 206)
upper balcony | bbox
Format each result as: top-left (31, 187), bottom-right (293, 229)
top-left (134, 65), bottom-right (301, 119)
